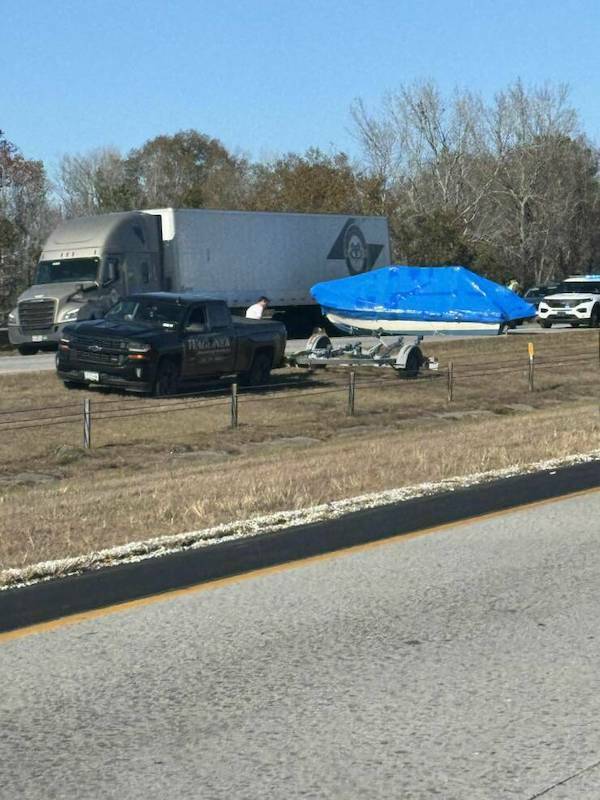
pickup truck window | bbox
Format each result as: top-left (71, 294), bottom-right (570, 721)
top-left (185, 306), bottom-right (208, 333)
top-left (106, 298), bottom-right (185, 328)
top-left (208, 303), bottom-right (231, 329)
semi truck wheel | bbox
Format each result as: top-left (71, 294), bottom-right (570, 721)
top-left (154, 359), bottom-right (180, 396)
top-left (18, 345), bottom-right (39, 355)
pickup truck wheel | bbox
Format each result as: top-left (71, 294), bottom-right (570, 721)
top-left (242, 352), bottom-right (272, 386)
top-left (63, 380), bottom-right (84, 390)
top-left (154, 359), bottom-right (180, 396)
top-left (18, 345), bottom-right (39, 355)
top-left (540, 320), bottom-right (552, 329)
top-left (590, 306), bottom-right (600, 328)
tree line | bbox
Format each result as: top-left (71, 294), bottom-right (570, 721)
top-left (2, 79), bottom-right (600, 319)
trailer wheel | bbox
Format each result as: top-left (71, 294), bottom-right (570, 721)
top-left (154, 359), bottom-right (180, 396)
top-left (241, 352), bottom-right (272, 387)
top-left (398, 347), bottom-right (421, 379)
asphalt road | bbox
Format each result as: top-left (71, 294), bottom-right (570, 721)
top-left (0, 322), bottom-right (578, 376)
top-left (2, 490), bottom-right (600, 799)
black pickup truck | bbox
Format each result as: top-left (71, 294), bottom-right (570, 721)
top-left (56, 293), bottom-right (287, 395)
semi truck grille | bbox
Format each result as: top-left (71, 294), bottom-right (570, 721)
top-left (73, 349), bottom-right (123, 366)
top-left (18, 299), bottom-right (56, 330)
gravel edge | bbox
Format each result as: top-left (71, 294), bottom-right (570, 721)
top-left (2, 449), bottom-right (599, 590)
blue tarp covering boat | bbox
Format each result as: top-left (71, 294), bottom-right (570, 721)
top-left (311, 266), bottom-right (537, 336)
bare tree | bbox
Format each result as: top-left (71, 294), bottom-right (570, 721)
top-left (56, 147), bottom-right (133, 217)
top-left (351, 80), bottom-right (600, 282)
top-left (483, 81), bottom-right (597, 284)
top-left (0, 131), bottom-right (56, 318)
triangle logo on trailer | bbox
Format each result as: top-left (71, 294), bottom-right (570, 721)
top-left (328, 218), bottom-right (383, 275)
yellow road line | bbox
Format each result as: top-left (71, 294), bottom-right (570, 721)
top-left (1, 485), bottom-right (598, 644)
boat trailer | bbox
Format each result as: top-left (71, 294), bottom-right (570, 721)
top-left (287, 331), bottom-right (439, 377)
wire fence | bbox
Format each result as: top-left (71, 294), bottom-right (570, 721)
top-left (0, 343), bottom-right (598, 445)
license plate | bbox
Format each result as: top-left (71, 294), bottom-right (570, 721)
top-left (84, 371), bottom-right (100, 382)
top-left (31, 335), bottom-right (47, 342)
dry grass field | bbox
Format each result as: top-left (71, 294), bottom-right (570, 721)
top-left (0, 329), bottom-right (598, 577)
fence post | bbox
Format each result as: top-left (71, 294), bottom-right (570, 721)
top-left (83, 398), bottom-right (91, 449)
top-left (447, 361), bottom-right (454, 402)
top-left (528, 342), bottom-right (535, 393)
top-left (230, 382), bottom-right (238, 429)
top-left (347, 370), bottom-right (356, 416)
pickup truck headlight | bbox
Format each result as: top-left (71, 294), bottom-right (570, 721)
top-left (128, 342), bottom-right (152, 353)
top-left (61, 308), bottom-right (80, 322)
top-left (7, 308), bottom-right (18, 324)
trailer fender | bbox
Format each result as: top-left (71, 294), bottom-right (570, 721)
top-left (394, 343), bottom-right (422, 369)
top-left (394, 344), bottom-right (423, 378)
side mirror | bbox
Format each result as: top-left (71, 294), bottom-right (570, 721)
top-left (103, 260), bottom-right (119, 287)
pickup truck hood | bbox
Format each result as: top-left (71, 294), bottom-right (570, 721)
top-left (65, 319), bottom-right (164, 342)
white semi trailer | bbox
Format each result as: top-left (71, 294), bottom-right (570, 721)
top-left (8, 208), bottom-right (391, 353)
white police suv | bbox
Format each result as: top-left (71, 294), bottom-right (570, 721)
top-left (537, 275), bottom-right (600, 328)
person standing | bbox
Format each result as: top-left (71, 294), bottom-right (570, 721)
top-left (506, 278), bottom-right (523, 296)
top-left (245, 296), bottom-right (269, 319)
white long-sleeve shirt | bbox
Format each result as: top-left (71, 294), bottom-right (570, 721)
top-left (245, 302), bottom-right (265, 319)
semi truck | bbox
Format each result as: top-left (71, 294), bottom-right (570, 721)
top-left (8, 208), bottom-right (391, 353)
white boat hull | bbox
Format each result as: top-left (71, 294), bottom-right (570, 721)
top-left (325, 311), bottom-right (502, 337)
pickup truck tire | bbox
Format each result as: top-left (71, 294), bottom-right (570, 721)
top-left (241, 352), bottom-right (272, 387)
top-left (63, 380), bottom-right (84, 390)
top-left (18, 345), bottom-right (39, 355)
top-left (540, 320), bottom-right (552, 329)
top-left (590, 306), bottom-right (600, 328)
top-left (154, 358), bottom-right (180, 396)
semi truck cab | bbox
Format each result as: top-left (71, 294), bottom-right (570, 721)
top-left (8, 212), bottom-right (162, 354)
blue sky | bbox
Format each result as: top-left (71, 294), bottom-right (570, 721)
top-left (3, 0), bottom-right (600, 173)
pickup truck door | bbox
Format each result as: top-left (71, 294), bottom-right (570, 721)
top-left (181, 304), bottom-right (235, 379)
top-left (206, 302), bottom-right (236, 374)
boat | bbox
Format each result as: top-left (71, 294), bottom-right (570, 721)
top-left (311, 265), bottom-right (537, 336)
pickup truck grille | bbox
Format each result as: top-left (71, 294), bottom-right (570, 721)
top-left (73, 335), bottom-right (129, 352)
top-left (18, 299), bottom-right (55, 330)
top-left (73, 349), bottom-right (124, 366)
